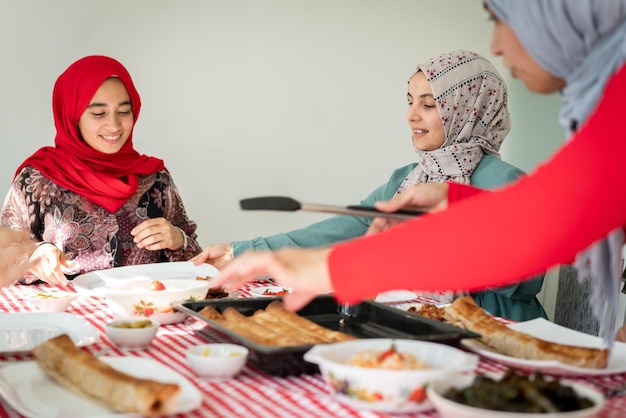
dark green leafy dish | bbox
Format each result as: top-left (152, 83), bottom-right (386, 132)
top-left (443, 368), bottom-right (595, 413)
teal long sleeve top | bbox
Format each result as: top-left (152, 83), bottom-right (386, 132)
top-left (233, 155), bottom-right (547, 322)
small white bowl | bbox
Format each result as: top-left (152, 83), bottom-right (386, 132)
top-left (25, 291), bottom-right (79, 312)
top-left (427, 372), bottom-right (605, 418)
top-left (303, 338), bottom-right (478, 413)
top-left (105, 319), bottom-right (160, 350)
top-left (186, 343), bottom-right (248, 380)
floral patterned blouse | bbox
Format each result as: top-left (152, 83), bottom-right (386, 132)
top-left (2, 166), bottom-right (202, 282)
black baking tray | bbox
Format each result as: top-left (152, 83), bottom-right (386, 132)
top-left (173, 295), bottom-right (479, 376)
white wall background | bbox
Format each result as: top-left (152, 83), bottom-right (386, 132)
top-left (0, 0), bottom-right (564, 248)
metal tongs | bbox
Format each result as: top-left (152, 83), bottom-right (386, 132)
top-left (239, 196), bottom-right (423, 220)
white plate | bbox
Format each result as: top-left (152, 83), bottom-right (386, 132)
top-left (0, 356), bottom-right (202, 417)
top-left (72, 261), bottom-right (220, 295)
top-left (0, 312), bottom-right (98, 354)
top-left (427, 371), bottom-right (605, 418)
top-left (249, 286), bottom-right (292, 297)
top-left (374, 290), bottom-right (417, 303)
top-left (461, 318), bottom-right (626, 376)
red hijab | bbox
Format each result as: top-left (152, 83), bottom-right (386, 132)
top-left (16, 55), bottom-right (165, 213)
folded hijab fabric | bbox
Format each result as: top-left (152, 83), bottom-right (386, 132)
top-left (486, 0), bottom-right (626, 346)
top-left (397, 50), bottom-right (510, 193)
top-left (15, 55), bottom-right (165, 213)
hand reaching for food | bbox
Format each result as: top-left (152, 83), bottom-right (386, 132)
top-left (131, 218), bottom-right (184, 251)
top-left (213, 247), bottom-right (334, 311)
top-left (28, 243), bottom-right (76, 286)
top-left (191, 243), bottom-right (234, 270)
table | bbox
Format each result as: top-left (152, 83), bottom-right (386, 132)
top-left (0, 283), bottom-right (625, 418)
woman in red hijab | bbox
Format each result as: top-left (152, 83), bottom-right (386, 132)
top-left (1, 55), bottom-right (202, 285)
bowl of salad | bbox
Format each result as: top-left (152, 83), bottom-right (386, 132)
top-left (303, 338), bottom-right (478, 413)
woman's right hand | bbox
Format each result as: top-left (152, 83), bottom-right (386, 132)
top-left (366, 183), bottom-right (449, 236)
top-left (190, 243), bottom-right (234, 270)
top-left (28, 243), bottom-right (76, 285)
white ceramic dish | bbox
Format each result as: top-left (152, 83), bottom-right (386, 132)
top-left (374, 290), bottom-right (418, 304)
top-left (73, 261), bottom-right (220, 292)
top-left (0, 356), bottom-right (202, 417)
top-left (186, 343), bottom-right (249, 380)
top-left (23, 291), bottom-right (79, 312)
top-left (0, 312), bottom-right (98, 354)
top-left (462, 318), bottom-right (626, 376)
top-left (303, 338), bottom-right (478, 413)
top-left (105, 319), bottom-right (159, 350)
top-left (73, 262), bottom-right (220, 324)
top-left (427, 372), bottom-right (605, 418)
top-left (249, 286), bottom-right (292, 297)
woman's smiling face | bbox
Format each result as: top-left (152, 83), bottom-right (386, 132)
top-left (406, 71), bottom-right (445, 151)
top-left (77, 77), bottom-right (134, 154)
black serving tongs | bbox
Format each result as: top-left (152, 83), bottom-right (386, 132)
top-left (240, 196), bottom-right (423, 220)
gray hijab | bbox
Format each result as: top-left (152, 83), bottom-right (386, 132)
top-left (486, 0), bottom-right (626, 347)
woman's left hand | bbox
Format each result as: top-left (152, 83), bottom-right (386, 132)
top-left (132, 218), bottom-right (184, 251)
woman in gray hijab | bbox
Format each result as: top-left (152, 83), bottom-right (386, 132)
top-left (209, 1), bottom-right (626, 342)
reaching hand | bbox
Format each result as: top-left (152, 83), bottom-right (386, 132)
top-left (0, 227), bottom-right (38, 287)
top-left (190, 244), bottom-right (234, 270)
top-left (213, 247), bottom-right (334, 311)
top-left (28, 243), bottom-right (76, 285)
top-left (132, 218), bottom-right (185, 251)
top-left (366, 183), bottom-right (449, 236)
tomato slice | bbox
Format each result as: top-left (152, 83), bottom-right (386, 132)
top-left (150, 280), bottom-right (166, 291)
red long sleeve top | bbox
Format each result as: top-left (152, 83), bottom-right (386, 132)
top-left (329, 63), bottom-right (626, 304)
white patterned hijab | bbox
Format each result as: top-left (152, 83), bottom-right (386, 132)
top-left (487, 0), bottom-right (626, 346)
top-left (397, 50), bottom-right (510, 194)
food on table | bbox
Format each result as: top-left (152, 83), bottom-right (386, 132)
top-left (407, 303), bottom-right (446, 321)
top-left (32, 334), bottom-right (180, 416)
top-left (149, 280), bottom-right (166, 291)
top-left (444, 296), bottom-right (609, 369)
top-left (346, 343), bottom-right (431, 370)
top-left (109, 319), bottom-right (154, 329)
top-left (263, 287), bottom-right (289, 296)
top-left (33, 292), bottom-right (72, 299)
top-left (443, 368), bottom-right (595, 412)
top-left (205, 286), bottom-right (229, 299)
top-left (198, 300), bottom-right (356, 346)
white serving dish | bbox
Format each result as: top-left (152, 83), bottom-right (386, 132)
top-left (0, 357), bottom-right (201, 417)
top-left (186, 343), bottom-right (249, 380)
top-left (427, 372), bottom-right (605, 418)
top-left (303, 338), bottom-right (478, 413)
top-left (73, 262), bottom-right (220, 324)
top-left (0, 312), bottom-right (98, 354)
top-left (105, 319), bottom-right (160, 350)
top-left (23, 291), bottom-right (79, 312)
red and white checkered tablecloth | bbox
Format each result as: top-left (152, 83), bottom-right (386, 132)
top-left (0, 282), bottom-right (625, 418)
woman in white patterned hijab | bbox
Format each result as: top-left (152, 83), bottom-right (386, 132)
top-left (397, 50), bottom-right (510, 192)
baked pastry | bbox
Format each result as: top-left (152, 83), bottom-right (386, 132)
top-left (444, 296), bottom-right (609, 369)
top-left (407, 303), bottom-right (446, 321)
top-left (198, 300), bottom-right (355, 346)
top-left (32, 334), bottom-right (180, 415)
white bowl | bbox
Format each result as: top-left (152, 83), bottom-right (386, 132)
top-left (186, 343), bottom-right (248, 380)
top-left (105, 319), bottom-right (160, 349)
top-left (24, 291), bottom-right (79, 312)
top-left (303, 338), bottom-right (478, 413)
top-left (427, 372), bottom-right (605, 418)
top-left (102, 278), bottom-right (212, 325)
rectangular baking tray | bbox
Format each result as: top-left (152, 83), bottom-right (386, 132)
top-left (173, 295), bottom-right (479, 376)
